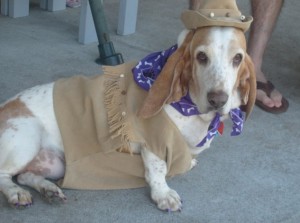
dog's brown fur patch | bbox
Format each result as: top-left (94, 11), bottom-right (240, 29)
top-left (0, 98), bottom-right (34, 135)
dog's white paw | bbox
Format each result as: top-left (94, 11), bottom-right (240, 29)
top-left (39, 182), bottom-right (67, 203)
top-left (190, 158), bottom-right (198, 169)
top-left (7, 186), bottom-right (33, 208)
top-left (152, 189), bottom-right (182, 212)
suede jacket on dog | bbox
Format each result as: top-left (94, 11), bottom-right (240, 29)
top-left (53, 62), bottom-right (192, 190)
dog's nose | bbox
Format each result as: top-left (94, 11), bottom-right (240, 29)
top-left (207, 91), bottom-right (228, 109)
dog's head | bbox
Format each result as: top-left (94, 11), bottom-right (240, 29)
top-left (138, 27), bottom-right (256, 119)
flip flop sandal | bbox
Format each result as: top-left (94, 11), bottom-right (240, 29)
top-left (255, 81), bottom-right (289, 114)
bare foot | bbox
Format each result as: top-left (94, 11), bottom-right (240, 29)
top-left (256, 70), bottom-right (283, 108)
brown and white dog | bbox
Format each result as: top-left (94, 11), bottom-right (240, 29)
top-left (0, 3), bottom-right (256, 212)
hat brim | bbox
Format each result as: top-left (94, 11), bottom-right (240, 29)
top-left (181, 10), bottom-right (253, 32)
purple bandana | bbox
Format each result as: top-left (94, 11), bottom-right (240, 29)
top-left (132, 45), bottom-right (245, 147)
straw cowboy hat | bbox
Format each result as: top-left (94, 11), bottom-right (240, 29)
top-left (181, 0), bottom-right (253, 32)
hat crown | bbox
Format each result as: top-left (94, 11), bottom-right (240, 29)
top-left (198, 0), bottom-right (241, 17)
top-left (181, 0), bottom-right (253, 32)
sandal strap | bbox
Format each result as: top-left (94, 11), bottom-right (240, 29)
top-left (256, 81), bottom-right (274, 97)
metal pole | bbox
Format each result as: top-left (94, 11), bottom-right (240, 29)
top-left (88, 0), bottom-right (124, 65)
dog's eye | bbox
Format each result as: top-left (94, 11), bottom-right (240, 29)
top-left (233, 53), bottom-right (243, 67)
top-left (197, 51), bottom-right (208, 64)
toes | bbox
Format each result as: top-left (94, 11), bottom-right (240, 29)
top-left (8, 189), bottom-right (33, 208)
top-left (257, 90), bottom-right (275, 107)
top-left (269, 88), bottom-right (283, 104)
top-left (153, 189), bottom-right (182, 212)
top-left (40, 187), bottom-right (67, 203)
top-left (12, 202), bottom-right (33, 209)
top-left (257, 87), bottom-right (283, 108)
top-left (273, 96), bottom-right (283, 107)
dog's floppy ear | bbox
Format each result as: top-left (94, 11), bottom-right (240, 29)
top-left (237, 54), bottom-right (257, 119)
top-left (138, 30), bottom-right (195, 119)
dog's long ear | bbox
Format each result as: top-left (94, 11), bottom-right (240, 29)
top-left (138, 30), bottom-right (194, 119)
top-left (237, 54), bottom-right (257, 119)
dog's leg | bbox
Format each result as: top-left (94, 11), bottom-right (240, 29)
top-left (0, 118), bottom-right (42, 207)
top-left (17, 172), bottom-right (66, 203)
top-left (0, 174), bottom-right (33, 207)
top-left (141, 148), bottom-right (182, 212)
top-left (16, 148), bottom-right (66, 203)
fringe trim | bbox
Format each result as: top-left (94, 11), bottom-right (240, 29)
top-left (103, 71), bottom-right (135, 154)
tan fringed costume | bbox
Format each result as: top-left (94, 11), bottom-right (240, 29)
top-left (53, 62), bottom-right (192, 190)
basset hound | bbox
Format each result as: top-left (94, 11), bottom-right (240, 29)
top-left (0, 26), bottom-right (256, 211)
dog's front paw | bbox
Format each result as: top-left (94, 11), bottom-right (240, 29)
top-left (152, 189), bottom-right (182, 212)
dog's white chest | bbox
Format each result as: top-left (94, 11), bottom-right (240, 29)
top-left (164, 105), bottom-right (213, 154)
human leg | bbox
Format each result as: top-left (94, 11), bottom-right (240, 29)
top-left (189, 0), bottom-right (201, 10)
top-left (248, 0), bottom-right (288, 113)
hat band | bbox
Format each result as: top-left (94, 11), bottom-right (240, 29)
top-left (198, 9), bottom-right (242, 19)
